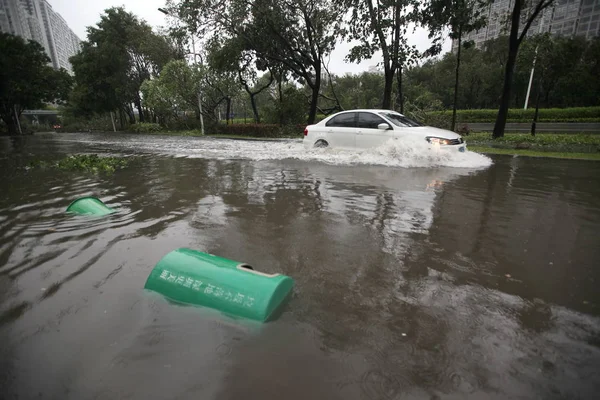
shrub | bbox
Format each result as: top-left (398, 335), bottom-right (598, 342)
top-left (426, 107), bottom-right (600, 123)
top-left (211, 123), bottom-right (282, 138)
top-left (279, 124), bottom-right (306, 137)
top-left (210, 123), bottom-right (306, 138)
top-left (60, 113), bottom-right (114, 132)
top-left (128, 122), bottom-right (162, 133)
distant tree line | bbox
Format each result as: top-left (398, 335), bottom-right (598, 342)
top-left (5, 0), bottom-right (598, 138)
top-left (404, 35), bottom-right (600, 112)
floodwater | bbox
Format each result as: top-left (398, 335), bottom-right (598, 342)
top-left (1, 132), bottom-right (599, 400)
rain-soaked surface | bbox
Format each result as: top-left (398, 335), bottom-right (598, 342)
top-left (0, 132), bottom-right (599, 399)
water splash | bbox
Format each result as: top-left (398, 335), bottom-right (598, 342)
top-left (64, 134), bottom-right (492, 169)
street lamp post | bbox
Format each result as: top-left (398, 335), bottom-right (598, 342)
top-left (524, 14), bottom-right (545, 111)
top-left (158, 8), bottom-right (204, 135)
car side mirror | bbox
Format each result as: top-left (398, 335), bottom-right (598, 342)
top-left (378, 123), bottom-right (391, 130)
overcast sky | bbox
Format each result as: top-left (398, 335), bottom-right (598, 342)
top-left (48, 0), bottom-right (450, 75)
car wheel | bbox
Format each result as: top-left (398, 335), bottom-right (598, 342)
top-left (314, 140), bottom-right (329, 148)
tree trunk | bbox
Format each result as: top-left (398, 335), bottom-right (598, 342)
top-left (396, 66), bottom-right (404, 114)
top-left (493, 0), bottom-right (522, 139)
top-left (249, 93), bottom-right (260, 123)
top-left (278, 78), bottom-right (283, 126)
top-left (307, 64), bottom-right (321, 124)
top-left (531, 77), bottom-right (542, 136)
top-left (226, 97), bottom-right (231, 125)
top-left (119, 109), bottom-right (126, 130)
top-left (493, 43), bottom-right (519, 138)
top-left (126, 106), bottom-right (135, 125)
top-left (1, 113), bottom-right (18, 135)
top-left (382, 65), bottom-right (394, 109)
top-left (452, 27), bottom-right (463, 132)
top-left (134, 96), bottom-right (144, 123)
top-left (110, 111), bottom-right (116, 132)
top-left (240, 72), bottom-right (272, 124)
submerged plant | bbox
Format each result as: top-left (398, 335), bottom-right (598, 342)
top-left (28, 154), bottom-right (129, 174)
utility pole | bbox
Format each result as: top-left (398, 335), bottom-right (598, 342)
top-left (524, 14), bottom-right (545, 110)
top-left (14, 105), bottom-right (22, 135)
top-left (158, 8), bottom-right (204, 134)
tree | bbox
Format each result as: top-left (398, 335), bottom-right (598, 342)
top-left (170, 0), bottom-right (340, 124)
top-left (403, 35), bottom-right (598, 112)
top-left (141, 59), bottom-right (203, 125)
top-left (338, 0), bottom-right (420, 109)
top-left (0, 33), bottom-right (72, 135)
top-left (70, 7), bottom-right (178, 124)
top-left (326, 72), bottom-right (386, 110)
top-left (206, 36), bottom-right (273, 123)
top-left (492, 0), bottom-right (555, 138)
top-left (423, 0), bottom-right (488, 131)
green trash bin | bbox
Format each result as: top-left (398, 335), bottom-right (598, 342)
top-left (66, 196), bottom-right (115, 216)
top-left (144, 248), bottom-right (294, 322)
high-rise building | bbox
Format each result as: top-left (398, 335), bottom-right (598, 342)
top-left (453, 0), bottom-right (600, 51)
top-left (38, 0), bottom-right (80, 73)
top-left (0, 0), bottom-right (81, 73)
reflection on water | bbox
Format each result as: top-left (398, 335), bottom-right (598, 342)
top-left (0, 133), bottom-right (599, 399)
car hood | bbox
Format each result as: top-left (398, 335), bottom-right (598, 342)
top-left (406, 126), bottom-right (462, 139)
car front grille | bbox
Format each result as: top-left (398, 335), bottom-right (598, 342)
top-left (447, 138), bottom-right (463, 145)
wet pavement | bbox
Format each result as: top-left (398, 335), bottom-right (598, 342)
top-left (0, 132), bottom-right (599, 399)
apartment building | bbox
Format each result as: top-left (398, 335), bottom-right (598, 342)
top-left (453, 0), bottom-right (600, 51)
top-left (0, 0), bottom-right (81, 73)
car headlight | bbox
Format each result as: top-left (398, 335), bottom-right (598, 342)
top-left (426, 137), bottom-right (451, 145)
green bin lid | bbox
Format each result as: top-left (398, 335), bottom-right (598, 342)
top-left (145, 248), bottom-right (294, 322)
top-left (66, 196), bottom-right (114, 216)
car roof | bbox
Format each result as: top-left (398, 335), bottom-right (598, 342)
top-left (333, 109), bottom-right (406, 115)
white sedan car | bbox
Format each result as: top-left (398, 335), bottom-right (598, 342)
top-left (303, 109), bottom-right (466, 152)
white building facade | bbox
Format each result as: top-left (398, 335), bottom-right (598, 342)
top-left (453, 0), bottom-right (600, 51)
top-left (0, 0), bottom-right (81, 73)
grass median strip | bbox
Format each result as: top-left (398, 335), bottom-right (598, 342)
top-left (466, 132), bottom-right (600, 146)
top-left (469, 146), bottom-right (600, 161)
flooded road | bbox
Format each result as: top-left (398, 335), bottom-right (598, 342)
top-left (1, 132), bottom-right (599, 399)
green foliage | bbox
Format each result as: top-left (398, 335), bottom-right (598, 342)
top-left (467, 132), bottom-right (600, 145)
top-left (140, 59), bottom-right (203, 125)
top-left (172, 0), bottom-right (341, 123)
top-left (211, 124), bottom-right (280, 138)
top-left (128, 122), bottom-right (162, 133)
top-left (0, 33), bottom-right (72, 135)
top-left (326, 72), bottom-right (386, 110)
top-left (338, 0), bottom-right (420, 108)
top-left (469, 146), bottom-right (600, 161)
top-left (18, 120), bottom-right (54, 134)
top-left (210, 123), bottom-right (305, 138)
top-left (422, 0), bottom-right (488, 54)
top-left (29, 155), bottom-right (129, 174)
top-left (404, 36), bottom-right (599, 111)
top-left (69, 7), bottom-right (179, 121)
top-left (262, 85), bottom-right (307, 125)
top-left (59, 112), bottom-right (114, 132)
top-left (467, 132), bottom-right (600, 154)
top-left (426, 107), bottom-right (600, 123)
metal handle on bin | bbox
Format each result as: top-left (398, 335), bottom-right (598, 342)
top-left (236, 264), bottom-right (280, 278)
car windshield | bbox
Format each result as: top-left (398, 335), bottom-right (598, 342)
top-left (379, 112), bottom-right (422, 127)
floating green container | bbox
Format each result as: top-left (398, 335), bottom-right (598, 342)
top-left (66, 196), bottom-right (115, 216)
top-left (144, 248), bottom-right (294, 322)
